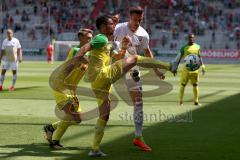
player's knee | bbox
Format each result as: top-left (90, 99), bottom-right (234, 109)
top-left (12, 70), bottom-right (17, 75)
top-left (129, 86), bottom-right (142, 93)
top-left (60, 121), bottom-right (71, 127)
top-left (99, 101), bottom-right (110, 121)
top-left (1, 69), bottom-right (7, 75)
top-left (133, 97), bottom-right (143, 104)
top-left (181, 83), bottom-right (186, 87)
top-left (80, 64), bottom-right (87, 71)
top-left (126, 55), bottom-right (138, 64)
top-left (101, 114), bottom-right (109, 121)
top-left (193, 83), bottom-right (198, 87)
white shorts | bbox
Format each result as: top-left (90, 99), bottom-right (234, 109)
top-left (1, 61), bottom-right (18, 70)
top-left (124, 66), bottom-right (142, 91)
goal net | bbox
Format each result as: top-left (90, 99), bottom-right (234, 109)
top-left (53, 41), bottom-right (79, 61)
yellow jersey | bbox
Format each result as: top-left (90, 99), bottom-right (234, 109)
top-left (180, 43), bottom-right (201, 73)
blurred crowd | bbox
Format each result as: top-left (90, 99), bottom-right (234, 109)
top-left (1, 0), bottom-right (240, 49)
top-left (146, 0), bottom-right (240, 43)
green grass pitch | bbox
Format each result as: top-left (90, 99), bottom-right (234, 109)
top-left (0, 61), bottom-right (240, 160)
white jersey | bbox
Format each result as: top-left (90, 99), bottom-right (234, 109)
top-left (114, 22), bottom-right (149, 90)
top-left (114, 22), bottom-right (149, 56)
top-left (1, 37), bottom-right (21, 62)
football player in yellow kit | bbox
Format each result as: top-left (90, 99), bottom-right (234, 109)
top-left (172, 33), bottom-right (205, 106)
top-left (43, 29), bottom-right (93, 149)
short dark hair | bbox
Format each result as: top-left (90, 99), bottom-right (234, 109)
top-left (129, 6), bottom-right (144, 15)
top-left (96, 15), bottom-right (112, 30)
top-left (188, 33), bottom-right (195, 37)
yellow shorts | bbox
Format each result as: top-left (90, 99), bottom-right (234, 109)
top-left (180, 69), bottom-right (199, 85)
top-left (54, 91), bottom-right (81, 112)
top-left (91, 60), bottom-right (123, 106)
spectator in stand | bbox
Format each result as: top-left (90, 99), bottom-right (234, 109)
top-left (2, 0), bottom-right (8, 12)
top-left (1, 0), bottom-right (239, 50)
top-left (15, 9), bottom-right (20, 15)
top-left (237, 41), bottom-right (240, 49)
top-left (12, 0), bottom-right (17, 7)
top-left (211, 31), bottom-right (215, 43)
top-left (161, 35), bottom-right (167, 48)
top-left (225, 43), bottom-right (229, 49)
top-left (3, 16), bottom-right (8, 30)
top-left (33, 5), bottom-right (38, 15)
top-left (14, 23), bottom-right (22, 32)
top-left (9, 17), bottom-right (14, 29)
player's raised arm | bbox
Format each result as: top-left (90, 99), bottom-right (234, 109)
top-left (63, 43), bottom-right (90, 74)
top-left (112, 36), bottom-right (130, 60)
top-left (76, 42), bottom-right (92, 57)
top-left (171, 45), bottom-right (185, 76)
top-left (175, 48), bottom-right (184, 65)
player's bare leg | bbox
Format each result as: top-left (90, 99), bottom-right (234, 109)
top-left (122, 55), bottom-right (171, 75)
top-left (44, 100), bottom-right (81, 149)
top-left (130, 89), bottom-right (152, 151)
top-left (179, 83), bottom-right (186, 106)
top-left (117, 55), bottom-right (172, 152)
top-left (0, 69), bottom-right (7, 91)
top-left (193, 84), bottom-right (201, 106)
top-left (89, 99), bottom-right (109, 157)
top-left (179, 100), bottom-right (183, 106)
top-left (43, 124), bottom-right (55, 144)
top-left (9, 70), bottom-right (17, 91)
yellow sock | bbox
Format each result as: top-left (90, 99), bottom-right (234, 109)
top-left (53, 121), bottom-right (74, 141)
top-left (92, 118), bottom-right (107, 151)
top-left (193, 86), bottom-right (199, 103)
top-left (136, 56), bottom-right (171, 70)
top-left (180, 85), bottom-right (185, 102)
top-left (51, 121), bottom-right (60, 130)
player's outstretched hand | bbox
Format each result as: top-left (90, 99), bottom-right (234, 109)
top-left (170, 61), bottom-right (178, 76)
top-left (202, 68), bottom-right (205, 76)
top-left (121, 35), bottom-right (130, 49)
